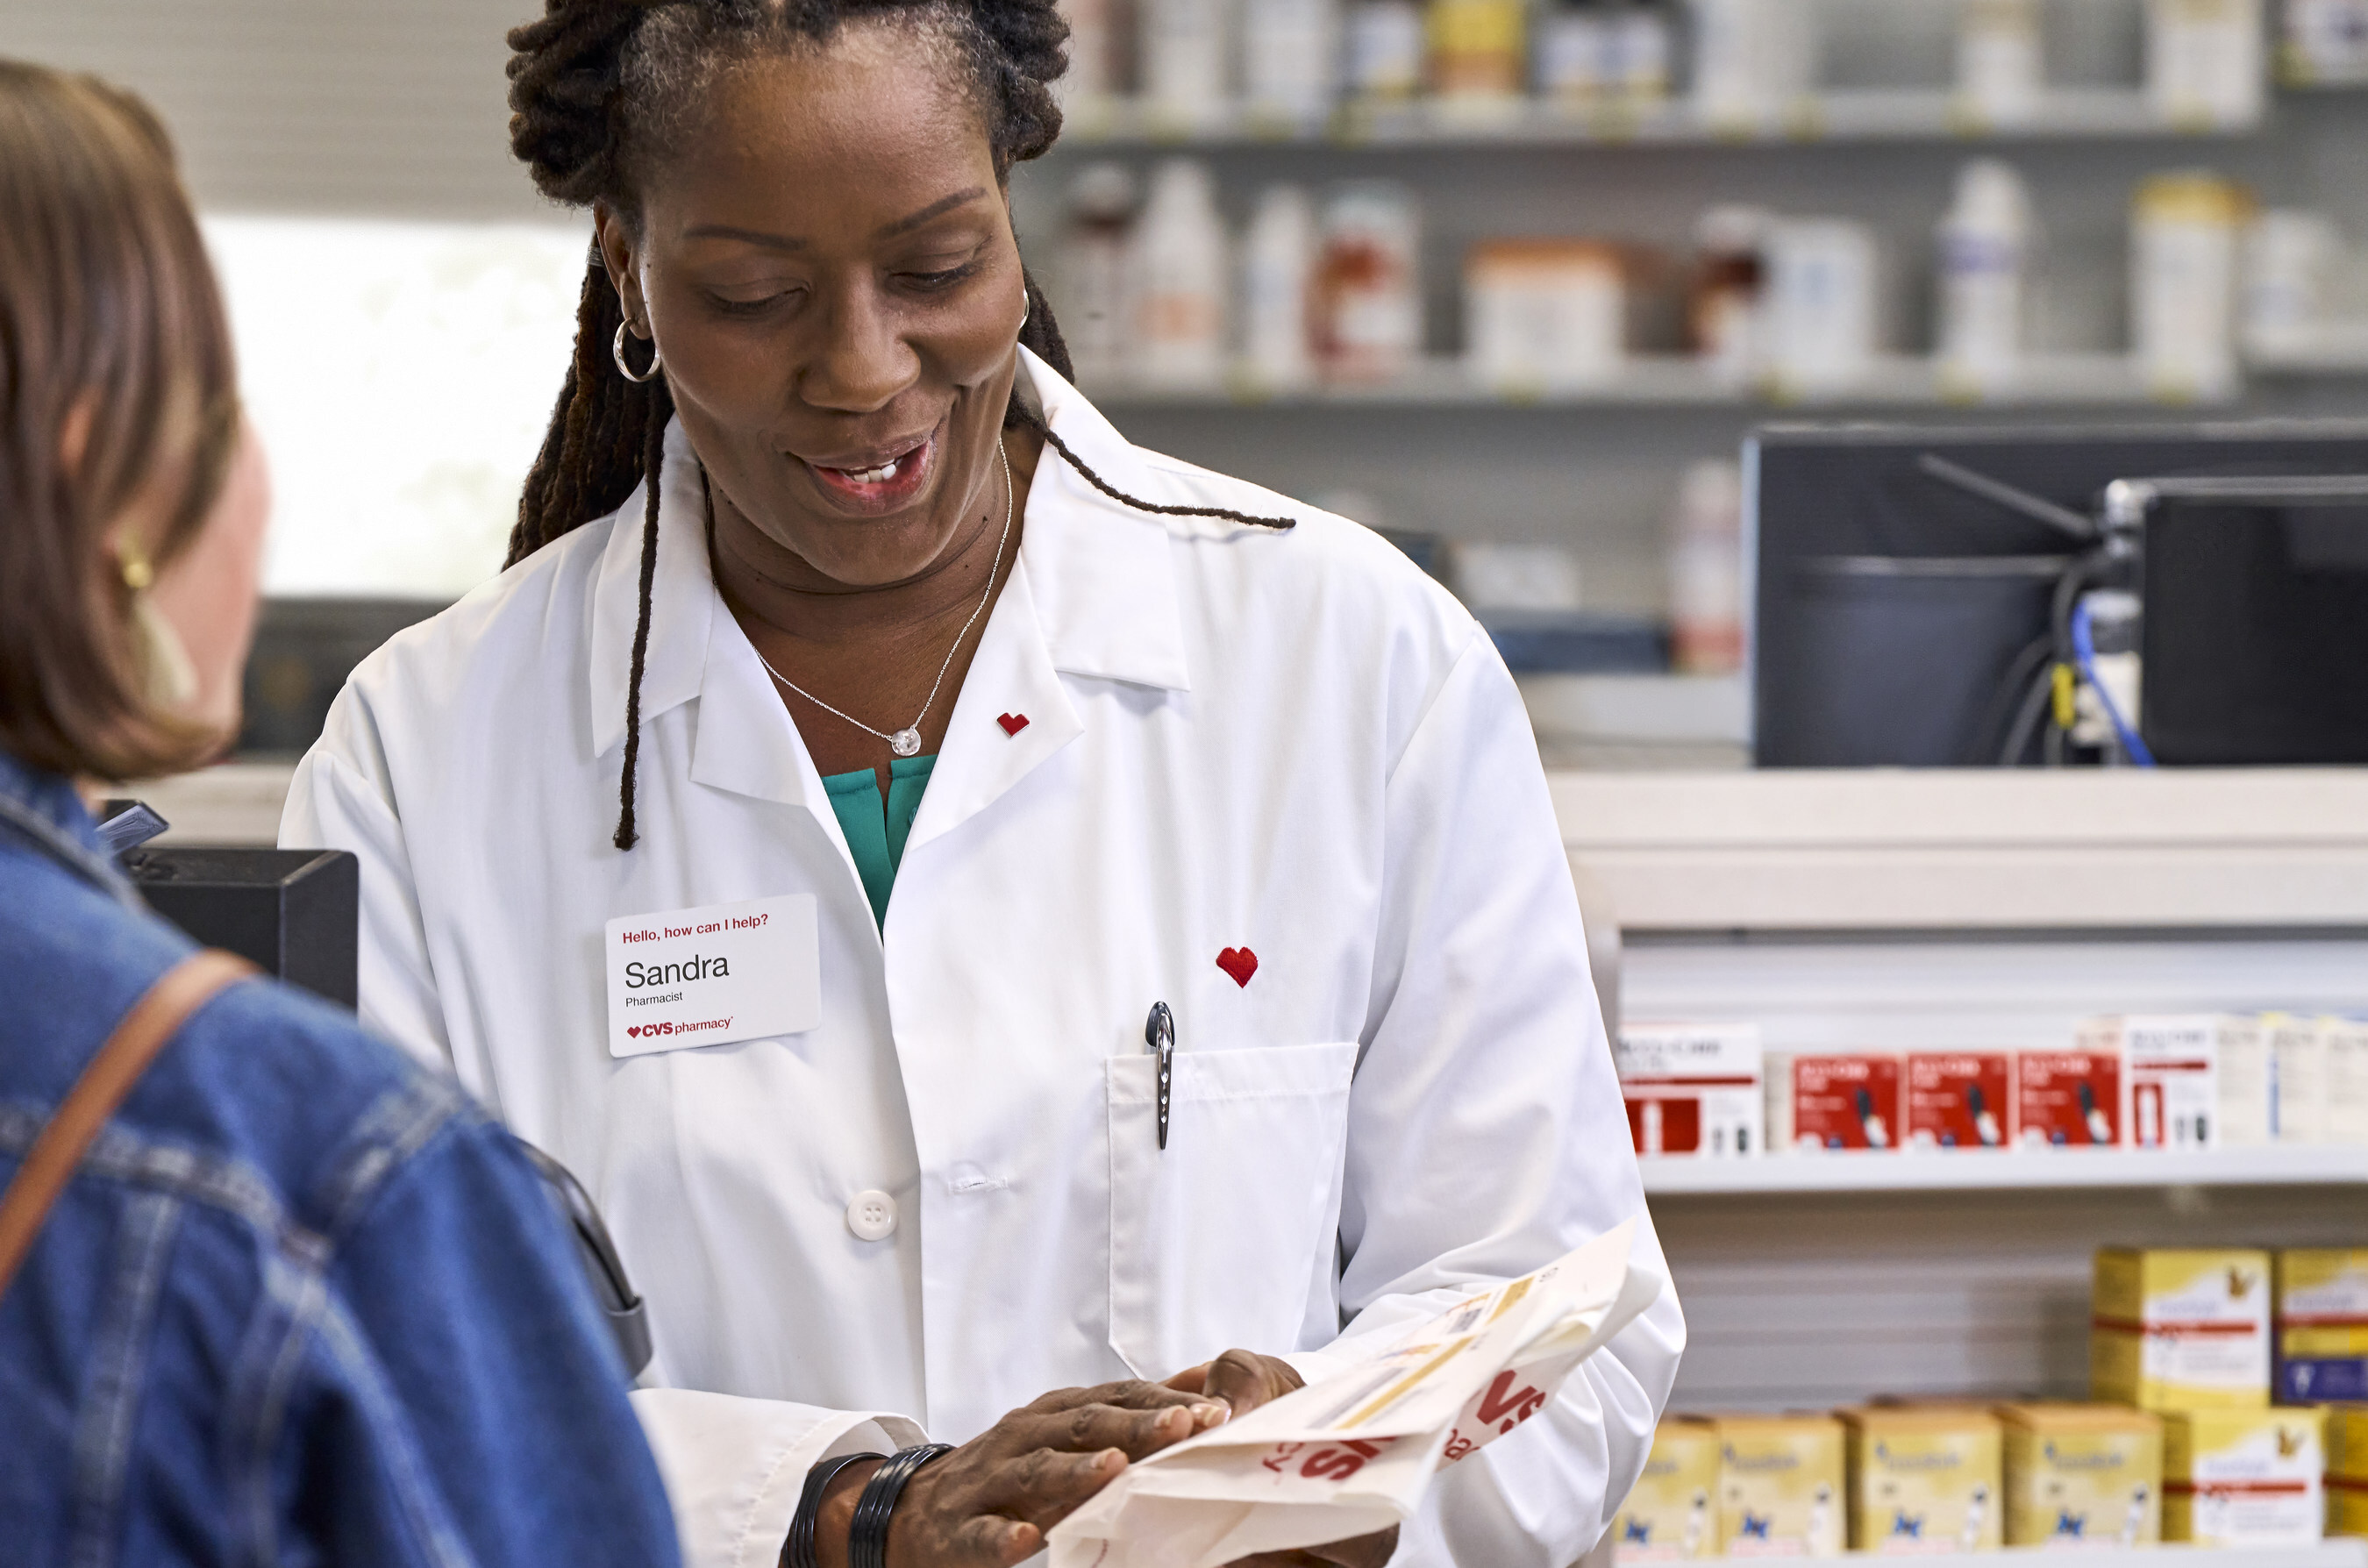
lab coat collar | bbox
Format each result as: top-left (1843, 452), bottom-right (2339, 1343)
top-left (585, 354), bottom-right (1193, 767)
top-left (588, 417), bottom-right (715, 761)
top-left (1016, 346), bottom-right (1193, 695)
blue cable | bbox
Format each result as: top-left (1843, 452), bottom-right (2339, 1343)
top-left (2070, 599), bottom-right (2157, 768)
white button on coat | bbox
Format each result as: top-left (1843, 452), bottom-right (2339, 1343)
top-left (845, 1190), bottom-right (896, 1242)
top-left (282, 350), bottom-right (1684, 1568)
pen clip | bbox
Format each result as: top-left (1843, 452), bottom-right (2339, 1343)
top-left (1145, 1001), bottom-right (1174, 1152)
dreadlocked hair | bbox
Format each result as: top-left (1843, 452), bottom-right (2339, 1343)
top-left (506, 0), bottom-right (1296, 850)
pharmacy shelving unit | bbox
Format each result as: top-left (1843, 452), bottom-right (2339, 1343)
top-left (1057, 86), bottom-right (2257, 148)
top-left (1968, 1548), bottom-right (2367, 1567)
top-left (1087, 352), bottom-right (2204, 411)
top-left (1015, 2), bottom-right (2368, 641)
top-left (1553, 766), bottom-right (2368, 1414)
top-left (1643, 1145), bottom-right (2368, 1197)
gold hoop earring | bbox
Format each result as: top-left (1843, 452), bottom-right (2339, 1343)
top-left (613, 322), bottom-right (663, 384)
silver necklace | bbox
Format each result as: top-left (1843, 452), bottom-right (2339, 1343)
top-left (752, 441), bottom-right (1015, 759)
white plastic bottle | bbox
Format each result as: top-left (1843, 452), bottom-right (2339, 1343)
top-left (2147, 0), bottom-right (2267, 128)
top-left (1237, 185), bottom-right (1318, 394)
top-left (1665, 458), bottom-right (1744, 675)
top-left (1244, 0), bottom-right (1340, 122)
top-left (1936, 159), bottom-right (2032, 396)
top-left (1344, 0), bottom-right (1426, 100)
top-left (2131, 170), bottom-right (2248, 399)
top-left (1689, 0), bottom-right (1814, 125)
top-left (1142, 0), bottom-right (1230, 128)
top-left (1957, 0), bottom-right (2043, 126)
top-left (1764, 218), bottom-right (1878, 395)
top-left (1135, 159), bottom-right (1229, 389)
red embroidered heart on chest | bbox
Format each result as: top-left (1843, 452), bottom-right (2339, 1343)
top-left (997, 712), bottom-right (1030, 736)
top-left (1216, 947), bottom-right (1259, 987)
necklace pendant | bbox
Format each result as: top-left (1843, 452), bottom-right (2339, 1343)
top-left (888, 727), bottom-right (923, 758)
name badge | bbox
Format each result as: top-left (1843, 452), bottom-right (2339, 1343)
top-left (603, 894), bottom-right (819, 1058)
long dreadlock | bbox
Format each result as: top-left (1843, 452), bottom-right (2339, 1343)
top-left (504, 0), bottom-right (1295, 850)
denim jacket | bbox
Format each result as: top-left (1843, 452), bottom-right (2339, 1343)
top-left (0, 749), bottom-right (680, 1568)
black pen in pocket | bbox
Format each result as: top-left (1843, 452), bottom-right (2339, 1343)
top-left (1144, 1001), bottom-right (1174, 1151)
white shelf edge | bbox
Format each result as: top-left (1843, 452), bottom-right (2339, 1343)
top-left (1056, 89), bottom-right (2258, 149)
top-left (1985, 1545), bottom-right (2366, 1565)
top-left (1087, 355), bottom-right (2223, 414)
top-left (1640, 1144), bottom-right (2368, 1197)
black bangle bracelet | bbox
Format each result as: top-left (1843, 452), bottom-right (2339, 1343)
top-left (847, 1443), bottom-right (954, 1568)
top-left (783, 1451), bottom-right (885, 1568)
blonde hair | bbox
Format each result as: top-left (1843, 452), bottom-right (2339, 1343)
top-left (0, 60), bottom-right (239, 780)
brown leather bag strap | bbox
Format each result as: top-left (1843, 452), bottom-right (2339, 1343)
top-left (0, 950), bottom-right (258, 1299)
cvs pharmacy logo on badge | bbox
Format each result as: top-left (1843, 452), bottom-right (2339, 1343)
top-left (625, 1018), bottom-right (733, 1041)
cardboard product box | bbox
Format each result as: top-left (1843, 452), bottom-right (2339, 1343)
top-left (2015, 1049), bottom-right (2122, 1149)
top-left (2268, 1013), bottom-right (2333, 1143)
top-left (1616, 1023), bottom-right (1763, 1158)
top-left (1904, 1052), bottom-right (2013, 1150)
top-left (2329, 1404), bottom-right (2368, 1538)
top-left (2330, 1016), bottom-right (2368, 1145)
top-left (1841, 1406), bottom-right (2003, 1553)
top-left (1612, 1419), bottom-right (1720, 1560)
top-left (2092, 1247), bottom-right (2272, 1409)
top-left (1998, 1402), bottom-right (2162, 1549)
top-left (2274, 1250), bottom-right (2368, 1403)
top-left (1766, 1053), bottom-right (1901, 1152)
top-left (2162, 1407), bottom-right (2326, 1547)
top-left (2080, 1014), bottom-right (2272, 1151)
top-left (1713, 1413), bottom-right (1846, 1557)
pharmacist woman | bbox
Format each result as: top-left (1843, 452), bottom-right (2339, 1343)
top-left (282, 4), bottom-right (1682, 1566)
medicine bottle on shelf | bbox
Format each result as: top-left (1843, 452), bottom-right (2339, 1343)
top-left (1237, 185), bottom-right (1319, 395)
top-left (1956, 0), bottom-right (2043, 127)
top-left (1052, 0), bottom-right (1122, 108)
top-left (1426, 0), bottom-right (1527, 99)
top-left (1134, 159), bottom-right (1229, 389)
top-left (1344, 0), bottom-right (1426, 101)
top-left (1688, 203), bottom-right (1767, 388)
top-left (2146, 0), bottom-right (2267, 128)
top-left (1140, 0), bottom-right (1229, 129)
top-left (1056, 161), bottom-right (1139, 388)
top-left (2130, 170), bottom-right (2250, 400)
top-left (1316, 182), bottom-right (1423, 385)
top-left (1936, 159), bottom-right (2033, 397)
top-left (1243, 0), bottom-right (1341, 123)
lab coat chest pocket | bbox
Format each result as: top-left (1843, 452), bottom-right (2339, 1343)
top-left (1105, 1041), bottom-right (1359, 1379)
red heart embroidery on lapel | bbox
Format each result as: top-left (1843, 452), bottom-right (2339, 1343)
top-left (1216, 947), bottom-right (1259, 987)
top-left (997, 712), bottom-right (1030, 736)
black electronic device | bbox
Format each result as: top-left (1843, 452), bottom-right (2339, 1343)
top-left (118, 845), bottom-right (361, 1009)
top-left (1749, 421), bottom-right (2368, 767)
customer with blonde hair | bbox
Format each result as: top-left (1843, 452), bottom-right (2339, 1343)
top-left (0, 60), bottom-right (680, 1568)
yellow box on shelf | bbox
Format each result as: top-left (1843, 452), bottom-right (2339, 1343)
top-left (2275, 1248), bottom-right (2368, 1403)
top-left (2092, 1247), bottom-right (2273, 1409)
top-left (2162, 1406), bottom-right (2327, 1547)
top-left (1997, 1401), bottom-right (2163, 1549)
top-left (1840, 1405), bottom-right (2003, 1553)
top-left (1710, 1413), bottom-right (1846, 1557)
top-left (1612, 1420), bottom-right (1720, 1560)
top-left (2330, 1404), bottom-right (2368, 1538)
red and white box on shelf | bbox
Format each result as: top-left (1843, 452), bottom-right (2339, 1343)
top-left (1765, 1052), bottom-right (1901, 1152)
top-left (2016, 1048), bottom-right (2122, 1149)
top-left (2078, 1015), bottom-right (2272, 1151)
top-left (1614, 1023), bottom-right (1764, 1158)
top-left (1906, 1051), bottom-right (2015, 1150)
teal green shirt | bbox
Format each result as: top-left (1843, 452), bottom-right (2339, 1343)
top-left (821, 754), bottom-right (937, 929)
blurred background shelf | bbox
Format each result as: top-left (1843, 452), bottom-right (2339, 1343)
top-left (1085, 353), bottom-right (2213, 410)
top-left (1643, 1145), bottom-right (2368, 1197)
top-left (1058, 87), bottom-right (2258, 149)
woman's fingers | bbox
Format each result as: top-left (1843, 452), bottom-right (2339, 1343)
top-left (948, 1512), bottom-right (1042, 1567)
top-left (1199, 1348), bottom-right (1304, 1418)
top-left (1165, 1362), bottom-right (1212, 1393)
top-left (987, 1444), bottom-right (1131, 1525)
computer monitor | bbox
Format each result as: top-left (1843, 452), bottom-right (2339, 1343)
top-left (1748, 421), bottom-right (2368, 768)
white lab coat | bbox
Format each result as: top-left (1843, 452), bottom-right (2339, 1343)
top-left (282, 349), bottom-right (1682, 1568)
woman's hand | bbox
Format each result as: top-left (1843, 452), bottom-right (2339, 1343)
top-left (1168, 1352), bottom-right (1402, 1568)
top-left (811, 1379), bottom-right (1230, 1568)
